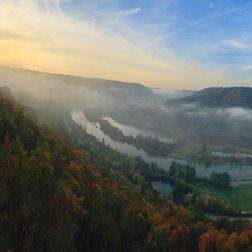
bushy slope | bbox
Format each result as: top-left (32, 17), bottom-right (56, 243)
top-left (0, 89), bottom-right (252, 252)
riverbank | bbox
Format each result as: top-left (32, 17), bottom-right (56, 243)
top-left (71, 110), bottom-right (252, 184)
top-left (100, 117), bottom-right (252, 166)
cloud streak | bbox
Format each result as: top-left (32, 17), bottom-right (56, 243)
top-left (223, 39), bottom-right (249, 50)
top-left (0, 0), bottom-right (245, 89)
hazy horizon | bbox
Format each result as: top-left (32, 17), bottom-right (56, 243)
top-left (2, 64), bottom-right (252, 92)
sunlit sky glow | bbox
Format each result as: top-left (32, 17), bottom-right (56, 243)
top-left (1, 0), bottom-right (252, 89)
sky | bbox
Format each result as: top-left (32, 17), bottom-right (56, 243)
top-left (1, 0), bottom-right (252, 89)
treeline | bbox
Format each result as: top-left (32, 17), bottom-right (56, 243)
top-left (0, 90), bottom-right (252, 251)
top-left (98, 119), bottom-right (176, 157)
top-left (210, 172), bottom-right (231, 188)
top-left (167, 162), bottom-right (237, 216)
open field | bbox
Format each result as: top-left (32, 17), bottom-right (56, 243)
top-left (194, 182), bottom-right (252, 212)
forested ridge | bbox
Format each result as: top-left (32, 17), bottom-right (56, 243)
top-left (0, 89), bottom-right (252, 251)
top-left (167, 87), bottom-right (252, 109)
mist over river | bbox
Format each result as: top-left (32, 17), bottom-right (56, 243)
top-left (71, 111), bottom-right (252, 185)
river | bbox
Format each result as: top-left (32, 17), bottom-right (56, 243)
top-left (71, 110), bottom-right (252, 185)
top-left (102, 116), bottom-right (174, 143)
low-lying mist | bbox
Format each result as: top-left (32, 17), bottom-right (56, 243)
top-left (1, 66), bottom-right (252, 150)
top-left (0, 66), bottom-right (110, 110)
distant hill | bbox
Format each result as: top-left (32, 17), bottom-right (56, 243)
top-left (151, 88), bottom-right (196, 99)
top-left (167, 87), bottom-right (252, 108)
top-left (0, 65), bottom-right (153, 98)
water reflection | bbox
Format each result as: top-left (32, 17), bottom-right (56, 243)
top-left (71, 110), bottom-right (252, 184)
top-left (152, 182), bottom-right (173, 194)
top-left (102, 116), bottom-right (174, 143)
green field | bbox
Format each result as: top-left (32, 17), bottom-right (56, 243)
top-left (170, 143), bottom-right (202, 158)
top-left (194, 182), bottom-right (252, 212)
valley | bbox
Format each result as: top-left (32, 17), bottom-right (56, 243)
top-left (71, 110), bottom-right (252, 185)
top-left (2, 1), bottom-right (252, 250)
top-left (1, 67), bottom-right (252, 251)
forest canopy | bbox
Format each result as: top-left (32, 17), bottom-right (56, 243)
top-left (0, 89), bottom-right (252, 251)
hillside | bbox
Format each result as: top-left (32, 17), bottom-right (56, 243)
top-left (167, 87), bottom-right (252, 108)
top-left (1, 88), bottom-right (252, 251)
top-left (0, 65), bottom-right (153, 98)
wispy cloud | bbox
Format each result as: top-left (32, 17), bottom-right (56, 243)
top-left (1, 0), bottom-right (250, 89)
top-left (0, 30), bottom-right (23, 40)
top-left (110, 7), bottom-right (142, 17)
top-left (223, 39), bottom-right (249, 50)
